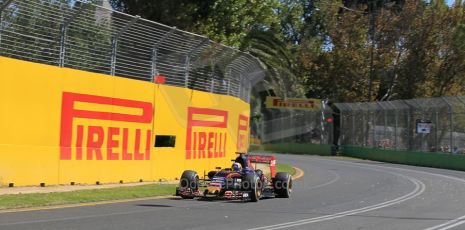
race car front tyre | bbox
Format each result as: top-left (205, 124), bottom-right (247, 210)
top-left (179, 170), bottom-right (199, 199)
top-left (274, 172), bottom-right (292, 198)
top-left (244, 174), bottom-right (262, 202)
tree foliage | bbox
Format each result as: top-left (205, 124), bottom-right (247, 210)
top-left (299, 0), bottom-right (465, 102)
top-left (110, 0), bottom-right (465, 102)
top-left (109, 0), bottom-right (281, 47)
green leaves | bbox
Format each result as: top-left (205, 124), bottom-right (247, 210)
top-left (109, 0), bottom-right (465, 102)
top-left (299, 0), bottom-right (465, 102)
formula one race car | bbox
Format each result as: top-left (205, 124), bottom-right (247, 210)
top-left (175, 153), bottom-right (292, 202)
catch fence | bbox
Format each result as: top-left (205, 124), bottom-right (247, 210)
top-left (0, 0), bottom-right (264, 102)
top-left (335, 97), bottom-right (465, 154)
top-left (253, 104), bottom-right (334, 145)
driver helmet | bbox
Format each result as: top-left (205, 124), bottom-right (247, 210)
top-left (232, 162), bottom-right (242, 172)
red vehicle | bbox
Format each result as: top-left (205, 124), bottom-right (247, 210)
top-left (176, 153), bottom-right (292, 202)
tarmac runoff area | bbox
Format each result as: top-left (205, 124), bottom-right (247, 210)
top-left (2, 154), bottom-right (465, 230)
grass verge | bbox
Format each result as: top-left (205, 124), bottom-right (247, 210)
top-left (276, 163), bottom-right (297, 176)
top-left (0, 184), bottom-right (176, 210)
top-left (0, 165), bottom-right (297, 210)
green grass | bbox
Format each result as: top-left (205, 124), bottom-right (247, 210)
top-left (0, 165), bottom-right (297, 210)
top-left (0, 184), bottom-right (176, 210)
top-left (276, 163), bottom-right (297, 176)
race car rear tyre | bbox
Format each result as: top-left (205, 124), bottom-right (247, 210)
top-left (244, 174), bottom-right (262, 202)
top-left (180, 170), bottom-right (199, 199)
top-left (274, 172), bottom-right (292, 198)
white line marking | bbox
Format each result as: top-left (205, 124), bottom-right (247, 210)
top-left (437, 220), bottom-right (465, 230)
top-left (247, 165), bottom-right (426, 230)
top-left (424, 215), bottom-right (465, 230)
top-left (307, 170), bottom-right (340, 190)
top-left (317, 158), bottom-right (465, 230)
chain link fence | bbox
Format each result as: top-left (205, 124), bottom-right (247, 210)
top-left (335, 96), bottom-right (465, 154)
top-left (0, 0), bottom-right (264, 102)
top-left (252, 104), bottom-right (334, 145)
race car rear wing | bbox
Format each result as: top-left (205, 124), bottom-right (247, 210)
top-left (247, 154), bottom-right (277, 178)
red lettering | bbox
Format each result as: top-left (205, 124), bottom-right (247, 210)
top-left (238, 134), bottom-right (244, 150)
top-left (86, 126), bottom-right (104, 160)
top-left (76, 125), bottom-right (84, 160)
top-left (107, 127), bottom-right (119, 160)
top-left (145, 130), bottom-right (151, 160)
top-left (214, 133), bottom-right (218, 158)
top-left (185, 107), bottom-right (228, 159)
top-left (237, 115), bottom-right (249, 153)
top-left (60, 92), bottom-right (153, 160)
top-left (193, 131), bottom-right (197, 159)
top-left (188, 131), bottom-right (227, 159)
top-left (122, 128), bottom-right (132, 160)
top-left (198, 132), bottom-right (206, 159)
top-left (222, 133), bottom-right (227, 158)
top-left (64, 121), bottom-right (152, 160)
top-left (218, 133), bottom-right (223, 157)
top-left (207, 132), bottom-right (214, 158)
top-left (134, 129), bottom-right (144, 160)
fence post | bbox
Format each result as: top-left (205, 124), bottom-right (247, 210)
top-left (394, 107), bottom-right (398, 150)
top-left (449, 106), bottom-right (454, 153)
top-left (110, 38), bottom-right (118, 76)
top-left (352, 111), bottom-right (356, 145)
top-left (209, 58), bottom-right (218, 93)
top-left (58, 25), bottom-right (67, 67)
top-left (383, 106), bottom-right (387, 144)
top-left (184, 38), bottom-right (209, 88)
top-left (361, 104), bottom-right (369, 146)
top-left (441, 97), bottom-right (454, 153)
top-left (183, 55), bottom-right (190, 87)
top-left (320, 100), bottom-right (327, 144)
top-left (238, 74), bottom-right (243, 99)
top-left (394, 103), bottom-right (399, 150)
top-left (0, 0), bottom-right (14, 54)
top-left (247, 81), bottom-right (252, 103)
top-left (387, 101), bottom-right (398, 150)
top-left (377, 102), bottom-right (388, 147)
top-left (371, 111), bottom-right (376, 147)
top-left (401, 100), bottom-right (413, 151)
top-left (0, 10), bottom-right (3, 53)
top-left (58, 5), bottom-right (86, 67)
top-left (226, 67), bottom-right (232, 95)
top-left (435, 109), bottom-right (439, 152)
top-left (210, 75), bottom-right (215, 92)
top-left (338, 109), bottom-right (343, 145)
top-left (110, 15), bottom-right (140, 76)
top-left (407, 107), bottom-right (412, 150)
top-left (150, 27), bottom-right (176, 82)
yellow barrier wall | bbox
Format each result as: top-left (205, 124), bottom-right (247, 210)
top-left (0, 57), bottom-right (250, 186)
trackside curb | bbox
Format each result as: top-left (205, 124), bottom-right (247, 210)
top-left (292, 167), bottom-right (305, 180)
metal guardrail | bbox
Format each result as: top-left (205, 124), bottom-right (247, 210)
top-left (0, 0), bottom-right (264, 102)
top-left (335, 96), bottom-right (465, 154)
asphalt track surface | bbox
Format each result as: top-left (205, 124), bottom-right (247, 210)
top-left (2, 154), bottom-right (465, 230)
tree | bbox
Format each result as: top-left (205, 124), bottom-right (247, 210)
top-left (109, 0), bottom-right (465, 102)
top-left (109, 0), bottom-right (210, 32)
top-left (299, 0), bottom-right (465, 102)
top-left (110, 0), bottom-right (282, 47)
